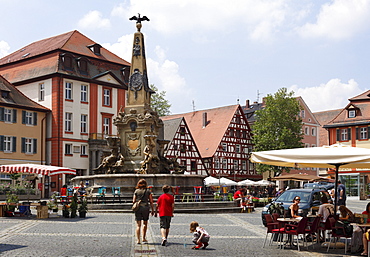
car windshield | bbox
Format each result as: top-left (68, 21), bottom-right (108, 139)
top-left (275, 191), bottom-right (311, 203)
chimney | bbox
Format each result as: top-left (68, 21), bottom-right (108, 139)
top-left (202, 112), bottom-right (208, 128)
top-left (246, 100), bottom-right (250, 108)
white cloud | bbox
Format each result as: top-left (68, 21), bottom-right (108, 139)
top-left (112, 0), bottom-right (290, 42)
top-left (298, 0), bottom-right (370, 39)
top-left (102, 34), bottom-right (133, 62)
top-left (78, 10), bottom-right (111, 30)
top-left (0, 40), bottom-right (10, 58)
top-left (289, 79), bottom-right (366, 112)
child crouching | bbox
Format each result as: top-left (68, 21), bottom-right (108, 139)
top-left (190, 221), bottom-right (210, 250)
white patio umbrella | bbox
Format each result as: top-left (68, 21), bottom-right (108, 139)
top-left (219, 177), bottom-right (237, 186)
top-left (254, 179), bottom-right (273, 186)
top-left (0, 164), bottom-right (76, 176)
top-left (204, 176), bottom-right (221, 186)
top-left (237, 179), bottom-right (257, 186)
top-left (250, 144), bottom-right (370, 211)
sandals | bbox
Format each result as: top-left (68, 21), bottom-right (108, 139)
top-left (361, 252), bottom-right (368, 256)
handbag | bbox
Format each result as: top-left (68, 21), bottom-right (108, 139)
top-left (132, 189), bottom-right (147, 212)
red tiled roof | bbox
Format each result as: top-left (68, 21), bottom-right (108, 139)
top-left (162, 105), bottom-right (240, 158)
top-left (349, 90), bottom-right (370, 101)
top-left (0, 30), bottom-right (130, 66)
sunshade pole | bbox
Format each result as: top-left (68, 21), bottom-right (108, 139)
top-left (333, 164), bottom-right (340, 215)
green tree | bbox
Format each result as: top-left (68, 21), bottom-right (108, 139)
top-left (150, 84), bottom-right (171, 116)
top-left (252, 88), bottom-right (303, 178)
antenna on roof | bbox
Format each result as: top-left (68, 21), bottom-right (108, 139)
top-left (256, 90), bottom-right (262, 103)
top-left (192, 100), bottom-right (196, 112)
top-left (237, 96), bottom-right (240, 105)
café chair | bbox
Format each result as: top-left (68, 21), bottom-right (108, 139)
top-left (96, 187), bottom-right (106, 204)
top-left (112, 187), bottom-right (121, 203)
top-left (284, 217), bottom-right (309, 251)
top-left (305, 216), bottom-right (321, 249)
top-left (263, 214), bottom-right (279, 247)
top-left (326, 217), bottom-right (351, 254)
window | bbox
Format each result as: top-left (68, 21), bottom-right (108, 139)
top-left (64, 56), bottom-right (72, 69)
top-left (179, 127), bottom-right (186, 135)
top-left (242, 160), bottom-right (247, 170)
top-left (65, 82), bottom-right (72, 100)
top-left (235, 144), bottom-right (240, 153)
top-left (360, 127), bottom-right (367, 139)
top-left (221, 143), bottom-right (227, 152)
top-left (103, 88), bottom-right (111, 106)
top-left (222, 159), bottom-right (227, 169)
top-left (4, 108), bottom-right (12, 123)
top-left (341, 128), bottom-right (348, 141)
top-left (214, 158), bottom-right (220, 169)
top-left (311, 128), bottom-right (316, 136)
top-left (233, 160), bottom-right (238, 170)
top-left (103, 117), bottom-right (111, 135)
top-left (305, 127), bottom-right (309, 135)
top-left (301, 110), bottom-right (305, 118)
top-left (81, 85), bottom-right (87, 102)
top-left (180, 143), bottom-right (186, 152)
top-left (1, 136), bottom-right (16, 152)
top-left (0, 108), bottom-right (16, 123)
top-left (230, 129), bottom-right (234, 137)
top-left (81, 114), bottom-right (87, 133)
top-left (21, 138), bottom-right (36, 154)
top-left (65, 112), bottom-right (72, 132)
top-left (81, 145), bottom-right (87, 156)
top-left (39, 83), bottom-right (45, 101)
top-left (73, 146), bottom-right (80, 153)
top-left (65, 144), bottom-right (72, 155)
top-left (191, 161), bottom-right (197, 171)
top-left (348, 110), bottom-right (356, 118)
top-left (22, 111), bottom-right (37, 125)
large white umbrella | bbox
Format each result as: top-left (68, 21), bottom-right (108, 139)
top-left (254, 179), bottom-right (274, 186)
top-left (250, 144), bottom-right (370, 211)
top-left (0, 164), bottom-right (76, 176)
top-left (237, 179), bottom-right (257, 186)
top-left (219, 177), bottom-right (237, 186)
top-left (204, 176), bottom-right (237, 186)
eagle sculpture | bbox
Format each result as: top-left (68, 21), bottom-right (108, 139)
top-left (129, 14), bottom-right (150, 23)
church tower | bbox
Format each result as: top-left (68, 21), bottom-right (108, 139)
top-left (114, 14), bottom-right (164, 173)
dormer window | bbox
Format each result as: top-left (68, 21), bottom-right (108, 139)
top-left (87, 44), bottom-right (102, 56)
top-left (348, 109), bottom-right (356, 118)
top-left (61, 53), bottom-right (73, 70)
top-left (1, 90), bottom-right (9, 99)
top-left (76, 57), bottom-right (88, 74)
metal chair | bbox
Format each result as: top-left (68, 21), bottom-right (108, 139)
top-left (263, 214), bottom-right (279, 247)
top-left (193, 186), bottom-right (203, 202)
top-left (112, 187), bottom-right (121, 203)
top-left (96, 187), bottom-right (106, 204)
top-left (285, 217), bottom-right (309, 251)
top-left (326, 217), bottom-right (352, 253)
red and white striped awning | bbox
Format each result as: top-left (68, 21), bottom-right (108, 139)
top-left (0, 164), bottom-right (76, 176)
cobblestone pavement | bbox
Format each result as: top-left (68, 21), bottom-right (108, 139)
top-left (0, 197), bottom-right (367, 257)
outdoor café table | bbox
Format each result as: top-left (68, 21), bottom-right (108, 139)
top-left (276, 217), bottom-right (302, 249)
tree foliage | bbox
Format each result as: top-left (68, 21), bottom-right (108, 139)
top-left (150, 84), bottom-right (171, 117)
top-left (252, 88), bottom-right (303, 177)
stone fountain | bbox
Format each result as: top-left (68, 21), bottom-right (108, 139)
top-left (71, 14), bottom-right (204, 195)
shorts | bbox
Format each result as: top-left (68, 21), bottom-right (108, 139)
top-left (135, 205), bottom-right (150, 221)
top-left (160, 216), bottom-right (172, 229)
top-left (337, 198), bottom-right (346, 206)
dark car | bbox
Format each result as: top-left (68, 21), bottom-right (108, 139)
top-left (261, 188), bottom-right (331, 226)
top-left (304, 182), bottom-right (334, 191)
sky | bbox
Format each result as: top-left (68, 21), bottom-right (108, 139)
top-left (1, 0), bottom-right (370, 115)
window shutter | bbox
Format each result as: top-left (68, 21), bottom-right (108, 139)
top-left (21, 137), bottom-right (25, 153)
top-left (33, 139), bottom-right (37, 154)
top-left (22, 111), bottom-right (26, 124)
top-left (0, 135), bottom-right (4, 151)
top-left (336, 129), bottom-right (340, 141)
top-left (0, 107), bottom-right (4, 121)
top-left (12, 137), bottom-right (16, 152)
top-left (12, 109), bottom-right (17, 123)
top-left (33, 112), bottom-right (37, 126)
top-left (356, 128), bottom-right (359, 140)
top-left (348, 128), bottom-right (351, 140)
top-left (368, 127), bottom-right (370, 139)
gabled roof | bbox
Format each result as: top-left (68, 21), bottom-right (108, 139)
top-left (162, 117), bottom-right (183, 142)
top-left (0, 74), bottom-right (50, 112)
top-left (349, 90), bottom-right (370, 101)
top-left (0, 30), bottom-right (130, 66)
top-left (162, 105), bottom-right (241, 158)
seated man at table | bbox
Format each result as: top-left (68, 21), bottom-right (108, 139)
top-left (317, 195), bottom-right (334, 222)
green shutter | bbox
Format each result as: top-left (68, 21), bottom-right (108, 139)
top-left (348, 128), bottom-right (351, 140)
top-left (33, 112), bottom-right (37, 126)
top-left (0, 135), bottom-right (4, 151)
top-left (12, 137), bottom-right (16, 152)
top-left (12, 109), bottom-right (17, 123)
top-left (0, 107), bottom-right (4, 121)
top-left (33, 139), bottom-right (37, 154)
top-left (21, 137), bottom-right (25, 153)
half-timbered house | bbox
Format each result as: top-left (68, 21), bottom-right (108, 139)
top-left (161, 117), bottom-right (208, 176)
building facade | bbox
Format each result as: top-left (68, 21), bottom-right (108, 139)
top-left (0, 31), bottom-right (130, 192)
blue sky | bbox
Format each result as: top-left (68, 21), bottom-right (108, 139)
top-left (1, 0), bottom-right (370, 114)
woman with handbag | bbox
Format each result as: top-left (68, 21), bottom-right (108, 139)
top-left (133, 179), bottom-right (155, 244)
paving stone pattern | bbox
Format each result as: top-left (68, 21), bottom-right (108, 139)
top-left (0, 198), bottom-right (365, 257)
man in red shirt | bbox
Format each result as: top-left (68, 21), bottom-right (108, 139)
top-left (155, 185), bottom-right (175, 246)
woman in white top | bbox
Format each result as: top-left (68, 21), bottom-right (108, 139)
top-left (317, 195), bottom-right (334, 222)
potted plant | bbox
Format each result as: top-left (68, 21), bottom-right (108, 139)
top-left (47, 192), bottom-right (59, 213)
top-left (70, 193), bottom-right (78, 218)
top-left (78, 198), bottom-right (88, 218)
top-left (6, 192), bottom-right (19, 216)
top-left (62, 204), bottom-right (70, 218)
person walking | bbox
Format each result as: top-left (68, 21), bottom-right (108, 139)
top-left (337, 180), bottom-right (347, 207)
top-left (155, 185), bottom-right (175, 246)
top-left (133, 179), bottom-right (155, 244)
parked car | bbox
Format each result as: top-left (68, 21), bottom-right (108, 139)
top-left (261, 188), bottom-right (331, 226)
top-left (303, 182), bottom-right (334, 191)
